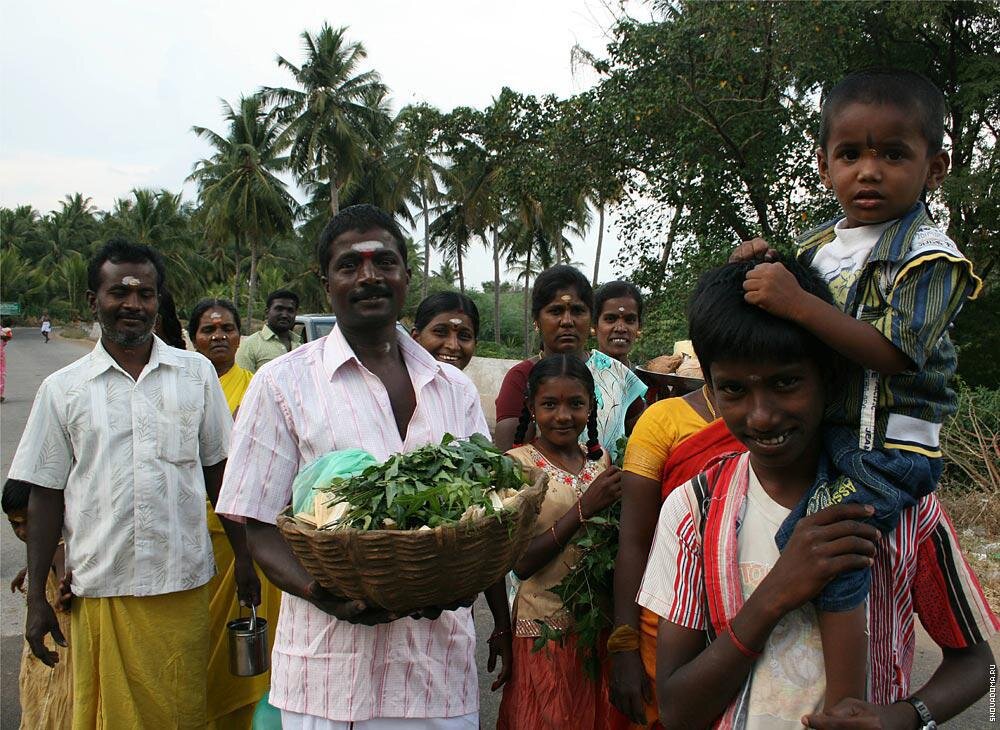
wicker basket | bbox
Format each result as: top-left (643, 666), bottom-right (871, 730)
top-left (276, 469), bottom-right (549, 613)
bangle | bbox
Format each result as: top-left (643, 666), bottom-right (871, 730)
top-left (606, 624), bottom-right (640, 653)
top-left (577, 498), bottom-right (586, 524)
top-left (726, 623), bottom-right (761, 660)
top-left (550, 525), bottom-right (563, 549)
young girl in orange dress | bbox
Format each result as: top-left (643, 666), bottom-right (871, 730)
top-left (498, 354), bottom-right (629, 730)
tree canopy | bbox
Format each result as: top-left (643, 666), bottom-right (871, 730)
top-left (3, 1), bottom-right (996, 383)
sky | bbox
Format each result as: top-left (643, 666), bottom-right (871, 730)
top-left (0, 0), bottom-right (644, 288)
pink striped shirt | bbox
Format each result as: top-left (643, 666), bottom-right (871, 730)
top-left (639, 456), bottom-right (998, 714)
top-left (217, 326), bottom-right (489, 721)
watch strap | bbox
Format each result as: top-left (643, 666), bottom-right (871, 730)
top-left (903, 696), bottom-right (936, 730)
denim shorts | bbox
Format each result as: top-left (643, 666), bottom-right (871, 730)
top-left (774, 424), bottom-right (941, 612)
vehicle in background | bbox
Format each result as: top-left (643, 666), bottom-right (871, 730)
top-left (294, 314), bottom-right (409, 343)
top-left (294, 314), bottom-right (336, 342)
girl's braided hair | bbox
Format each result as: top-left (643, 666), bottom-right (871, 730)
top-left (513, 354), bottom-right (603, 461)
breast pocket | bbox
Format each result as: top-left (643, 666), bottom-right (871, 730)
top-left (157, 409), bottom-right (201, 465)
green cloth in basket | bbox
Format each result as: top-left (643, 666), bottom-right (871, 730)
top-left (291, 448), bottom-right (378, 516)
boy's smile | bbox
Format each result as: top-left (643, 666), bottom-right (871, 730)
top-left (817, 101), bottom-right (949, 228)
top-left (709, 358), bottom-right (826, 503)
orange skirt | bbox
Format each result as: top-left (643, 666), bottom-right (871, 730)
top-left (498, 633), bottom-right (629, 730)
top-left (635, 607), bottom-right (662, 728)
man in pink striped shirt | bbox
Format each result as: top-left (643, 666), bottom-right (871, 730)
top-left (217, 205), bottom-right (494, 729)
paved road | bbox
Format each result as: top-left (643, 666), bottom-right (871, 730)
top-left (1, 328), bottom-right (995, 728)
top-left (2, 329), bottom-right (92, 729)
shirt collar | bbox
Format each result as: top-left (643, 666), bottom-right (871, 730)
top-left (83, 334), bottom-right (181, 382)
top-left (799, 202), bottom-right (929, 265)
top-left (322, 323), bottom-right (444, 387)
top-left (260, 323), bottom-right (302, 344)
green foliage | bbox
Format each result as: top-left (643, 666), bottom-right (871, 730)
top-left (4, 4), bottom-right (996, 387)
top-left (317, 433), bottom-right (530, 531)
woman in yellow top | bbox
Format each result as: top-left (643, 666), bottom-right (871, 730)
top-left (189, 299), bottom-right (281, 729)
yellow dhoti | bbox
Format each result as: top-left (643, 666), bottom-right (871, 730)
top-left (205, 504), bottom-right (281, 728)
top-left (71, 585), bottom-right (210, 730)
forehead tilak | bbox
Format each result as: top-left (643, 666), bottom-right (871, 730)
top-left (347, 240), bottom-right (391, 260)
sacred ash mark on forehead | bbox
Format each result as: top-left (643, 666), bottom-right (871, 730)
top-left (209, 312), bottom-right (223, 321)
top-left (121, 276), bottom-right (141, 287)
top-left (448, 318), bottom-right (463, 326)
top-left (560, 294), bottom-right (572, 303)
top-left (350, 240), bottom-right (389, 256)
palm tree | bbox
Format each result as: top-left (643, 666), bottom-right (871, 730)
top-left (263, 24), bottom-right (388, 215)
top-left (302, 88), bottom-right (416, 225)
top-left (190, 94), bottom-right (297, 330)
top-left (394, 103), bottom-right (445, 299)
top-left (428, 202), bottom-right (472, 295)
top-left (104, 188), bottom-right (206, 305)
top-left (432, 260), bottom-right (458, 288)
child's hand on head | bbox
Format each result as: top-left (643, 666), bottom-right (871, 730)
top-left (729, 237), bottom-right (779, 264)
top-left (742, 262), bottom-right (808, 320)
top-left (580, 466), bottom-right (623, 519)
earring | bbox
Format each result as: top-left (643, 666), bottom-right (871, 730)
top-left (590, 327), bottom-right (596, 335)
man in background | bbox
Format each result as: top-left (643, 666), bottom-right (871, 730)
top-left (235, 289), bottom-right (301, 372)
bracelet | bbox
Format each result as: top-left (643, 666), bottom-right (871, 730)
top-left (577, 499), bottom-right (586, 524)
top-left (726, 623), bottom-right (761, 660)
top-left (606, 624), bottom-right (641, 653)
top-left (550, 525), bottom-right (563, 549)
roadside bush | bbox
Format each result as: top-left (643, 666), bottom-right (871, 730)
top-left (939, 381), bottom-right (1000, 495)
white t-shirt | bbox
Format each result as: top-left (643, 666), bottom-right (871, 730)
top-left (741, 467), bottom-right (825, 729)
top-left (810, 219), bottom-right (894, 310)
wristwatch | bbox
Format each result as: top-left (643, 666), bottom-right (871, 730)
top-left (901, 696), bottom-right (936, 730)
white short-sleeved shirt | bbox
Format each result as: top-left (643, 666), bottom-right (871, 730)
top-left (217, 325), bottom-right (490, 722)
top-left (8, 336), bottom-right (231, 598)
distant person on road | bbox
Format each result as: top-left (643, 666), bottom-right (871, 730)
top-left (0, 320), bottom-right (11, 402)
top-left (235, 289), bottom-right (302, 373)
top-left (9, 237), bottom-right (256, 728)
top-left (40, 315), bottom-right (51, 343)
top-left (5, 478), bottom-right (73, 730)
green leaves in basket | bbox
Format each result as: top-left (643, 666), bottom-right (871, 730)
top-left (317, 433), bottom-right (530, 531)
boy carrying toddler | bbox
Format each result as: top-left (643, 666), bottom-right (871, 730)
top-left (732, 68), bottom-right (982, 709)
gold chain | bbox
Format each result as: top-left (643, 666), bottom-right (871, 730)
top-left (702, 384), bottom-right (717, 419)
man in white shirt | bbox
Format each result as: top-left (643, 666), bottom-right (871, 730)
top-left (218, 204), bottom-right (494, 729)
top-left (12, 238), bottom-right (257, 728)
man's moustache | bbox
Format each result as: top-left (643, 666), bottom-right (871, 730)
top-left (351, 287), bottom-right (393, 302)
